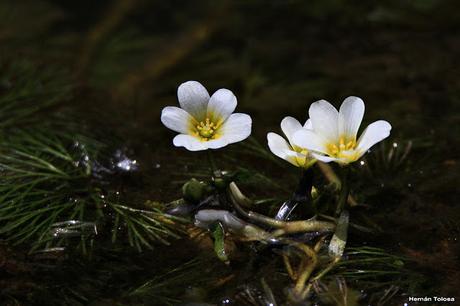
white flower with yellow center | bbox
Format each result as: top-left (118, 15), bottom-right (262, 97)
top-left (161, 81), bottom-right (252, 151)
top-left (267, 116), bottom-right (316, 168)
top-left (292, 96), bottom-right (392, 165)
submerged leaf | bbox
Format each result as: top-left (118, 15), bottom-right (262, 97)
top-left (328, 210), bottom-right (349, 258)
top-left (212, 222), bottom-right (229, 264)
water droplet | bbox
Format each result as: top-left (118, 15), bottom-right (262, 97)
top-left (116, 159), bottom-right (138, 171)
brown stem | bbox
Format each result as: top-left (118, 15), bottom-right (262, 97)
top-left (291, 242), bottom-right (318, 300)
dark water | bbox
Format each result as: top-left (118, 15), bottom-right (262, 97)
top-left (1, 1), bottom-right (459, 305)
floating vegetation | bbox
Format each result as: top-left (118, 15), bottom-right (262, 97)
top-left (0, 64), bottom-right (438, 306)
top-left (110, 202), bottom-right (185, 251)
top-left (155, 82), bottom-right (419, 304)
top-left (127, 258), bottom-right (220, 305)
top-left (313, 277), bottom-right (360, 306)
top-left (0, 129), bottom-right (185, 253)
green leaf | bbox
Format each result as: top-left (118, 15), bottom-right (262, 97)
top-left (328, 210), bottom-right (349, 258)
top-left (212, 221), bottom-right (229, 264)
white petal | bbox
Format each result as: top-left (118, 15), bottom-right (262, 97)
top-left (161, 106), bottom-right (194, 134)
top-left (339, 96), bottom-right (365, 140)
top-left (177, 81), bottom-right (210, 120)
top-left (311, 153), bottom-right (341, 163)
top-left (267, 132), bottom-right (296, 165)
top-left (303, 119), bottom-right (313, 130)
top-left (218, 113), bottom-right (252, 144)
top-left (281, 116), bottom-right (303, 145)
top-left (309, 100), bottom-right (339, 142)
top-left (173, 134), bottom-right (207, 151)
top-left (206, 138), bottom-right (228, 149)
top-left (285, 150), bottom-right (309, 167)
top-left (207, 88), bottom-right (237, 124)
top-left (292, 129), bottom-right (328, 155)
top-left (356, 120), bottom-right (392, 153)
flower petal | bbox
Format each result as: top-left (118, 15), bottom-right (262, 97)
top-left (207, 88), bottom-right (237, 124)
top-left (292, 129), bottom-right (329, 155)
top-left (303, 119), bottom-right (313, 130)
top-left (206, 138), bottom-right (228, 149)
top-left (309, 100), bottom-right (339, 142)
top-left (161, 106), bottom-right (194, 134)
top-left (173, 134), bottom-right (207, 151)
top-left (177, 81), bottom-right (210, 120)
top-left (356, 120), bottom-right (392, 153)
top-left (281, 116), bottom-right (303, 145)
top-left (218, 113), bottom-right (252, 144)
top-left (267, 132), bottom-right (298, 165)
top-left (339, 96), bottom-right (365, 140)
top-left (311, 153), bottom-right (341, 163)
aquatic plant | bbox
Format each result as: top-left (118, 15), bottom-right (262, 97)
top-left (293, 97), bottom-right (392, 164)
top-left (267, 116), bottom-right (316, 168)
top-left (0, 129), bottom-right (184, 253)
top-left (127, 258), bottom-right (218, 305)
top-left (161, 80), bottom-right (252, 151)
top-left (159, 85), bottom-right (403, 303)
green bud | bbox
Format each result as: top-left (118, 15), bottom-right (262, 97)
top-left (182, 178), bottom-right (207, 203)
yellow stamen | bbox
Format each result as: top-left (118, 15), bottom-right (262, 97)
top-left (326, 136), bottom-right (357, 160)
top-left (194, 117), bottom-right (219, 141)
top-left (291, 147), bottom-right (315, 168)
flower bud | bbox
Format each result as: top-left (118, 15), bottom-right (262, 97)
top-left (182, 178), bottom-right (208, 203)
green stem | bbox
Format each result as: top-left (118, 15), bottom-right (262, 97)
top-left (335, 167), bottom-right (350, 217)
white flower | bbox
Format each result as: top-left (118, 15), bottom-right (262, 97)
top-left (161, 81), bottom-right (252, 151)
top-left (292, 96), bottom-right (391, 165)
top-left (267, 116), bottom-right (316, 168)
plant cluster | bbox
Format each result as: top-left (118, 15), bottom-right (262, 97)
top-left (157, 80), bottom-right (415, 304)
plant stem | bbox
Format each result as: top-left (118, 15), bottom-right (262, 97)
top-left (335, 167), bottom-right (350, 217)
top-left (275, 168), bottom-right (314, 220)
top-left (294, 168), bottom-right (314, 203)
top-left (290, 242), bottom-right (318, 301)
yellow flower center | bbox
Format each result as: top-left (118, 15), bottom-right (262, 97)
top-left (295, 149), bottom-right (308, 166)
top-left (327, 136), bottom-right (357, 159)
top-left (291, 146), bottom-right (315, 168)
top-left (194, 118), bottom-right (219, 141)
